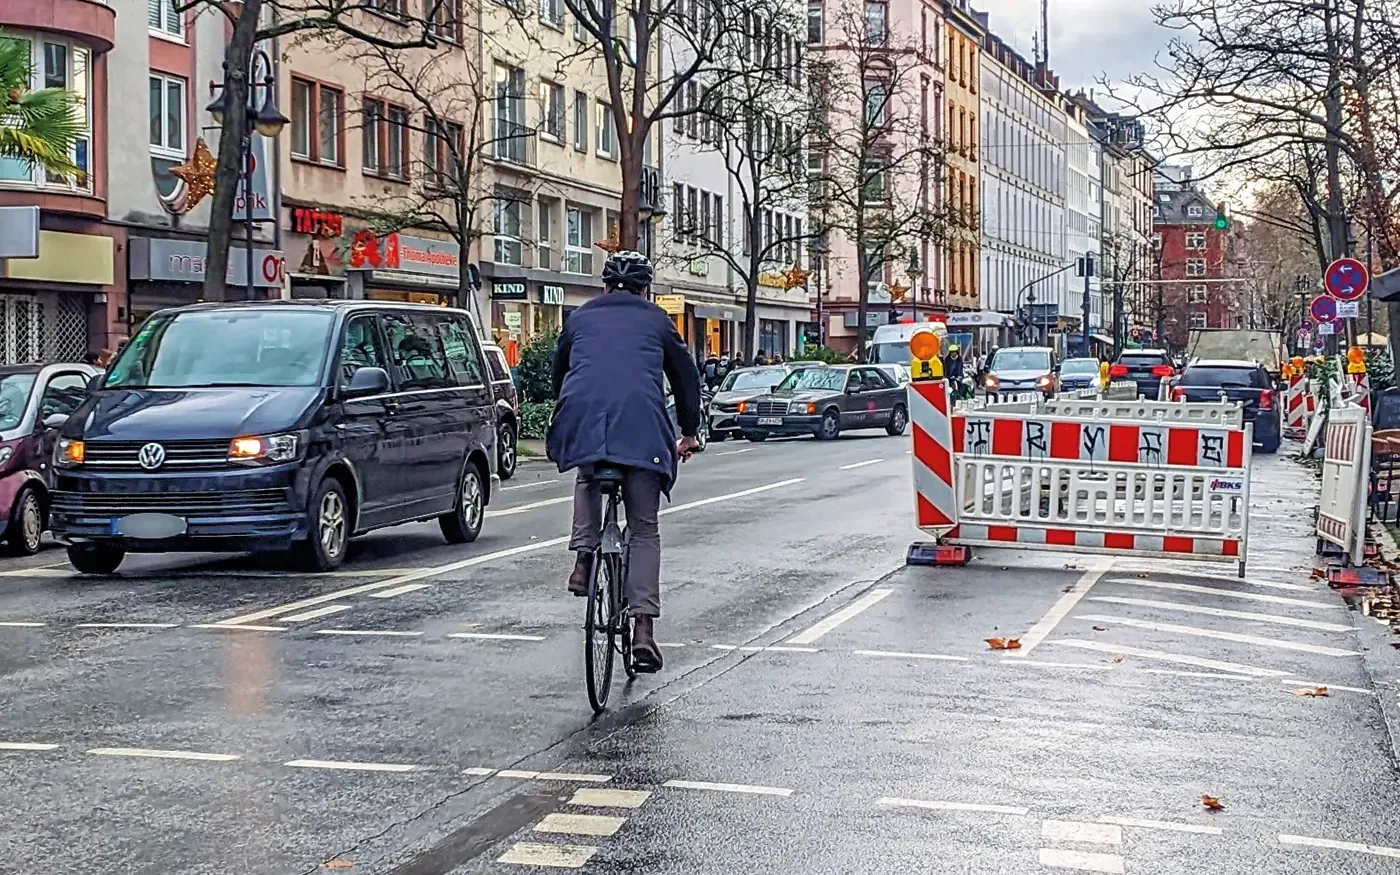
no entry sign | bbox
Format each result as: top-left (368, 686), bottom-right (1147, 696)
top-left (1325, 257), bottom-right (1369, 301)
top-left (1310, 294), bottom-right (1338, 323)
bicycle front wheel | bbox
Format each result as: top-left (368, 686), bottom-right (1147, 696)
top-left (584, 549), bottom-right (617, 713)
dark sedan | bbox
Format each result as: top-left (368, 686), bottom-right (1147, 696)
top-left (734, 364), bottom-right (908, 441)
top-left (1172, 358), bottom-right (1281, 453)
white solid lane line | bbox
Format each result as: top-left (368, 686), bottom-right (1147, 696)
top-left (284, 759), bottom-right (416, 772)
top-left (1047, 639), bottom-right (1291, 677)
top-left (1008, 558), bottom-right (1114, 657)
top-left (315, 629), bottom-right (424, 637)
top-left (1105, 578), bottom-right (1338, 609)
top-left (75, 622), bottom-right (180, 629)
top-left (367, 582), bottom-right (433, 599)
top-left (1076, 614), bottom-right (1360, 657)
top-left (1042, 820), bottom-right (1122, 845)
top-left (0, 742), bottom-right (59, 751)
top-left (876, 797), bottom-right (1030, 816)
top-left (448, 632), bottom-right (547, 642)
top-left (786, 587), bottom-right (893, 645)
top-left (280, 604), bottom-right (353, 623)
top-left (1099, 816), bottom-right (1223, 835)
top-left (718, 447), bottom-right (754, 455)
top-left (1038, 848), bottom-right (1124, 874)
top-left (854, 649), bottom-right (970, 662)
top-left (1279, 834), bottom-right (1400, 859)
top-left (500, 479), bottom-right (561, 491)
top-left (838, 458), bottom-right (885, 470)
top-left (533, 813), bottom-right (626, 837)
top-left (217, 477), bottom-right (805, 627)
top-left (663, 780), bottom-right (793, 797)
top-left (89, 747), bottom-right (239, 762)
top-left (488, 495), bottom-right (573, 516)
top-left (1085, 596), bottom-right (1354, 632)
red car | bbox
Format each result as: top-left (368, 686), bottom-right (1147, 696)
top-left (0, 363), bottom-right (99, 554)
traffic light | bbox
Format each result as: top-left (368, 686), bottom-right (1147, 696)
top-left (1213, 203), bottom-right (1229, 230)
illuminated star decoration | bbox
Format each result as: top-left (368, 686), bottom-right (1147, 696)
top-left (782, 263), bottom-right (811, 291)
top-left (887, 280), bottom-right (909, 303)
top-left (168, 137), bottom-right (218, 209)
top-left (596, 230), bottom-right (622, 254)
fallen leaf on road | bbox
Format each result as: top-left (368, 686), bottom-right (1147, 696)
top-left (323, 862), bottom-right (355, 870)
top-left (985, 638), bottom-right (1022, 650)
top-left (1062, 585), bottom-right (1074, 593)
top-left (1093, 625), bottom-right (1107, 631)
top-left (1113, 655), bottom-right (1124, 663)
top-left (1201, 795), bottom-right (1225, 811)
top-left (1292, 686), bottom-right (1329, 697)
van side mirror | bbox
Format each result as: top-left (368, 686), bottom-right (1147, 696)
top-left (86, 374), bottom-right (104, 393)
top-left (345, 366), bottom-right (390, 398)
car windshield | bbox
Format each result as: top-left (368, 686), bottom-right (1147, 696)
top-left (1060, 359), bottom-right (1099, 375)
top-left (0, 373), bottom-right (36, 430)
top-left (721, 367), bottom-right (788, 392)
top-left (105, 309), bottom-right (335, 389)
top-left (870, 342), bottom-right (910, 364)
top-left (991, 350), bottom-right (1051, 371)
top-left (776, 368), bottom-right (847, 392)
top-left (1181, 366), bottom-right (1262, 388)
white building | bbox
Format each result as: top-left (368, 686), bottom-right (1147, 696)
top-left (1064, 105), bottom-right (1104, 340)
top-left (978, 33), bottom-right (1067, 342)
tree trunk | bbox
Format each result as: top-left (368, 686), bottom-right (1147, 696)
top-left (854, 247), bottom-right (870, 363)
top-left (202, 0), bottom-right (262, 303)
top-left (618, 133), bottom-right (644, 250)
top-left (741, 207), bottom-right (761, 359)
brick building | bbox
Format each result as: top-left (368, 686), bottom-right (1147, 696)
top-left (1152, 164), bottom-right (1243, 348)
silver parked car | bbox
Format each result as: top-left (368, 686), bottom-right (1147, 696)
top-left (707, 363), bottom-right (823, 442)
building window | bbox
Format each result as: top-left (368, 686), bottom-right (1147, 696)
top-left (573, 91), bottom-right (589, 152)
top-left (1189, 311), bottom-right (1207, 329)
top-left (1188, 285), bottom-right (1207, 304)
top-left (362, 98), bottom-right (408, 179)
top-left (431, 0), bottom-right (460, 40)
top-left (538, 199), bottom-right (555, 269)
top-left (540, 0), bottom-right (564, 27)
top-left (148, 73), bottom-right (186, 160)
top-left (0, 37), bottom-right (92, 191)
top-left (540, 80), bottom-right (565, 141)
top-left (290, 78), bottom-right (343, 165)
top-left (365, 0), bottom-right (405, 15)
top-left (714, 194), bottom-right (725, 247)
top-left (148, 0), bottom-right (184, 38)
top-left (565, 207), bottom-right (594, 274)
top-left (1185, 258), bottom-right (1206, 277)
top-left (699, 191), bottom-right (711, 243)
top-left (1185, 231), bottom-right (1206, 250)
top-left (595, 101), bottom-right (616, 158)
top-left (1186, 204), bottom-right (1203, 218)
top-left (864, 80), bottom-right (888, 127)
top-left (494, 199), bottom-right (523, 265)
top-left (493, 63), bottom-right (528, 163)
top-left (807, 0), bottom-right (823, 42)
top-left (864, 1), bottom-right (886, 45)
top-left (424, 117), bottom-right (464, 188)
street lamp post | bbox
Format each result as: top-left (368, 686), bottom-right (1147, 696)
top-left (810, 235), bottom-right (830, 348)
top-left (206, 47), bottom-right (288, 300)
top-left (907, 249), bottom-right (924, 324)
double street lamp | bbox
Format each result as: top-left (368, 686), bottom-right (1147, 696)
top-left (206, 47), bottom-right (288, 300)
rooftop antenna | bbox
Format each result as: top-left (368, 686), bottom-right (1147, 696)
top-left (1041, 0), bottom-right (1050, 68)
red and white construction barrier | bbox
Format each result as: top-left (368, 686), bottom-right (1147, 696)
top-left (1351, 371), bottom-right (1372, 417)
top-left (1317, 405), bottom-right (1371, 566)
top-left (1284, 373), bottom-right (1306, 437)
top-left (909, 378), bottom-right (1253, 576)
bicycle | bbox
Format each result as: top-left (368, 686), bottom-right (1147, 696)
top-left (583, 465), bottom-right (635, 713)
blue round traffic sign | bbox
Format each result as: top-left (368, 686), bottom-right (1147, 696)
top-left (1325, 257), bottom-right (1369, 301)
top-left (1310, 294), bottom-right (1338, 323)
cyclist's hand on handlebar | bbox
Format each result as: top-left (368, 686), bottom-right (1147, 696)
top-left (677, 435), bottom-right (700, 461)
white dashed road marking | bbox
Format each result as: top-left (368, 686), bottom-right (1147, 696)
top-left (367, 582), bottom-right (433, 599)
top-left (1085, 596), bottom-right (1354, 632)
top-left (88, 747), bottom-right (239, 762)
top-left (1105, 578), bottom-right (1338, 609)
top-left (1038, 848), bottom-right (1125, 873)
top-left (315, 629), bottom-right (424, 637)
top-left (717, 447), bottom-right (754, 456)
top-left (0, 742), bottom-right (58, 751)
top-left (1042, 820), bottom-right (1122, 844)
top-left (1279, 834), bottom-right (1400, 859)
top-left (876, 797), bottom-right (1030, 816)
top-left (496, 769), bottom-right (611, 783)
top-left (711, 644), bottom-right (820, 653)
top-left (489, 495), bottom-right (573, 516)
top-left (663, 780), bottom-right (793, 797)
top-left (837, 458), bottom-right (884, 470)
top-left (1099, 816), bottom-right (1223, 835)
top-left (188, 623), bottom-right (287, 632)
top-left (498, 842), bottom-right (597, 868)
top-left (74, 622), bottom-right (180, 629)
top-left (568, 788), bottom-right (652, 808)
top-left (854, 649), bottom-right (969, 662)
top-left (786, 587), bottom-right (893, 645)
top-left (533, 813), bottom-right (626, 837)
top-left (501, 478), bottom-right (561, 490)
top-left (1077, 615), bottom-right (1360, 657)
top-left (1008, 558), bottom-right (1114, 657)
top-left (280, 604), bottom-right (353, 623)
top-left (448, 632), bottom-right (548, 642)
top-left (1047, 639), bottom-right (1291, 677)
top-left (283, 759), bottom-right (416, 772)
top-left (0, 621), bottom-right (44, 628)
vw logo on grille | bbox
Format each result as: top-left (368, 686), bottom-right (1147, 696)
top-left (137, 442), bottom-right (167, 471)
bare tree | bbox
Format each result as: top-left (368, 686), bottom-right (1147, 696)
top-left (808, 0), bottom-right (947, 361)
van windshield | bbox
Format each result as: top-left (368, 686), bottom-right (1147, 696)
top-left (991, 349), bottom-right (1052, 371)
top-left (870, 342), bottom-right (910, 364)
top-left (105, 310), bottom-right (335, 389)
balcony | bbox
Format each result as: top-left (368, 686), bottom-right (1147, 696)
top-left (3, 0), bottom-right (115, 53)
top-left (490, 121), bottom-right (536, 170)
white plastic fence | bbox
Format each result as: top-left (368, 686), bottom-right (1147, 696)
top-left (1041, 399), bottom-right (1245, 429)
top-left (1316, 405), bottom-right (1372, 565)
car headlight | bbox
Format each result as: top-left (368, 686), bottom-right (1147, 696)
top-left (55, 438), bottom-right (85, 467)
top-left (228, 432), bottom-right (303, 465)
top-left (789, 401), bottom-right (816, 414)
top-left (737, 400), bottom-right (750, 414)
top-left (1037, 375), bottom-right (1053, 388)
top-left (984, 376), bottom-right (999, 389)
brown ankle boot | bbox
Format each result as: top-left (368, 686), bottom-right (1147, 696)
top-left (567, 552), bottom-right (591, 596)
top-left (632, 615), bottom-right (662, 673)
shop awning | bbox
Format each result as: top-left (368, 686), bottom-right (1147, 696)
top-left (693, 303), bottom-right (743, 322)
top-left (945, 310), bottom-right (1014, 328)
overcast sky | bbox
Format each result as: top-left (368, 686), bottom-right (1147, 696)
top-left (978, 0), bottom-right (1168, 97)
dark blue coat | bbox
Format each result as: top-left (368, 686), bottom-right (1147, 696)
top-left (546, 292), bottom-right (702, 495)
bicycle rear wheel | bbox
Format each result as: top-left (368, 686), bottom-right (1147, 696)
top-left (584, 549), bottom-right (617, 713)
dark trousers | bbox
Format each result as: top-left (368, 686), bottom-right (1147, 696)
top-left (569, 468), bottom-right (665, 617)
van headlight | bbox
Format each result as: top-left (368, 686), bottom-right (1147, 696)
top-left (984, 375), bottom-right (999, 389)
top-left (1037, 374), bottom-right (1054, 388)
top-left (55, 438), bottom-right (85, 467)
top-left (228, 432), bottom-right (304, 465)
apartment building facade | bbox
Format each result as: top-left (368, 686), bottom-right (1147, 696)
top-left (942, 0), bottom-right (981, 315)
top-left (1153, 164), bottom-right (1243, 346)
top-left (1064, 102), bottom-right (1103, 343)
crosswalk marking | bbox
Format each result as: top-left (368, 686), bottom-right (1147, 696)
top-left (1038, 848), bottom-right (1125, 873)
top-left (497, 769), bottom-right (611, 783)
top-left (498, 842), bottom-right (597, 868)
top-left (786, 588), bottom-right (893, 645)
top-left (1085, 596), bottom-right (1354, 632)
top-left (1042, 820), bottom-right (1122, 844)
top-left (366, 583), bottom-right (433, 599)
top-left (568, 788), bottom-right (652, 808)
top-left (533, 813), bottom-right (626, 837)
top-left (279, 604), bottom-right (352, 623)
top-left (1104, 578), bottom-right (1337, 609)
top-left (1047, 639), bottom-right (1291, 677)
top-left (664, 780), bottom-right (793, 796)
top-left (1076, 615), bottom-right (1359, 657)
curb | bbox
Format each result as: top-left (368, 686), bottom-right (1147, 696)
top-left (1352, 525), bottom-right (1400, 768)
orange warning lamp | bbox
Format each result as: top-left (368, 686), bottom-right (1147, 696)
top-left (1347, 346), bottom-right (1366, 374)
top-left (908, 329), bottom-right (943, 381)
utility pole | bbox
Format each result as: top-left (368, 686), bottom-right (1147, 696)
top-left (1323, 0), bottom-right (1347, 354)
top-left (1079, 254), bottom-right (1094, 356)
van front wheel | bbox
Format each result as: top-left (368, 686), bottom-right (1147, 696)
top-left (293, 478), bottom-right (349, 571)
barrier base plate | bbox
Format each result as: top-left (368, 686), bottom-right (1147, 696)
top-left (907, 542), bottom-right (971, 567)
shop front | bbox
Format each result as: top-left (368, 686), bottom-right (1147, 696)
top-left (345, 231), bottom-right (462, 307)
top-left (690, 302), bottom-right (743, 360)
top-left (127, 237), bottom-right (285, 327)
top-left (284, 205), bottom-right (349, 299)
top-left (0, 225), bottom-right (115, 363)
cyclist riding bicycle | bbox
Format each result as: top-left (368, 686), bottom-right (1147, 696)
top-left (546, 250), bottom-right (703, 673)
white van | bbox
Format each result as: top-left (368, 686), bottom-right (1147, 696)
top-left (868, 322), bottom-right (950, 365)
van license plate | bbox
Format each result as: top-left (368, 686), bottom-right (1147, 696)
top-left (111, 513), bottom-right (187, 539)
top-left (757, 417), bottom-right (783, 425)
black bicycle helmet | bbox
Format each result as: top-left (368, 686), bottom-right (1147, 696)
top-left (601, 249), bottom-right (654, 293)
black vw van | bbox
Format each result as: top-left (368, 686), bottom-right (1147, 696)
top-left (48, 301), bottom-right (496, 573)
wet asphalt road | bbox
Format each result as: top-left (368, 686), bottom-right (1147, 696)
top-left (0, 433), bottom-right (1398, 875)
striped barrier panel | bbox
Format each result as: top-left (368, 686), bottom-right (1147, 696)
top-left (1351, 372), bottom-right (1372, 417)
top-left (1317, 405), bottom-right (1371, 566)
top-left (1040, 399), bottom-right (1244, 429)
top-left (909, 378), bottom-right (956, 537)
top-left (1284, 374), bottom-right (1306, 436)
